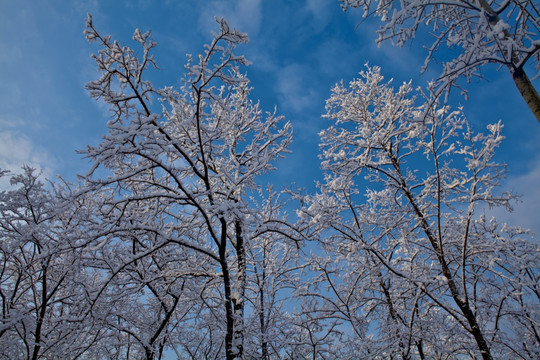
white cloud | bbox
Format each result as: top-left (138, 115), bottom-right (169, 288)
top-left (0, 129), bottom-right (57, 189)
top-left (313, 37), bottom-right (367, 80)
top-left (275, 63), bottom-right (319, 113)
top-left (503, 160), bottom-right (540, 237)
top-left (305, 0), bottom-right (332, 26)
top-left (483, 157), bottom-right (540, 239)
top-left (198, 0), bottom-right (262, 37)
top-left (306, 0), bottom-right (330, 12)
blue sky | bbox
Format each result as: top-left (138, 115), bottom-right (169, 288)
top-left (1, 0), bottom-right (539, 235)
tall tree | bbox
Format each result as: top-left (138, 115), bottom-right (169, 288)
top-left (339, 0), bottom-right (540, 123)
top-left (300, 66), bottom-right (539, 359)
top-left (80, 15), bottom-right (293, 359)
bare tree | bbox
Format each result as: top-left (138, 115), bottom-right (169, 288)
top-left (340, 0), bottom-right (540, 122)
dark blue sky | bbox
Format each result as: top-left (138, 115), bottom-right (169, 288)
top-left (1, 0), bottom-right (539, 235)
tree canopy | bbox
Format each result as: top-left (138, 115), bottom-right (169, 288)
top-left (0, 10), bottom-right (538, 360)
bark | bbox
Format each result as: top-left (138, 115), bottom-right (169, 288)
top-left (232, 219), bottom-right (245, 359)
top-left (416, 340), bottom-right (425, 360)
top-left (219, 218), bottom-right (235, 360)
top-left (511, 68), bottom-right (540, 123)
top-left (221, 220), bottom-right (247, 360)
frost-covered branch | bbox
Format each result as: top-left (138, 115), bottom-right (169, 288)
top-left (340, 0), bottom-right (540, 122)
top-left (303, 65), bottom-right (538, 358)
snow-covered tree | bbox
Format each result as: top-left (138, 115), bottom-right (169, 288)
top-left (242, 189), bottom-right (305, 359)
top-left (79, 15), bottom-right (293, 360)
top-left (300, 66), bottom-right (539, 359)
top-left (0, 167), bottom-right (100, 359)
top-left (339, 0), bottom-right (540, 123)
top-left (77, 221), bottom-right (211, 359)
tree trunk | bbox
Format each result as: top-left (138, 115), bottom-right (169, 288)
top-left (219, 219), bottom-right (236, 360)
top-left (232, 219), bottom-right (246, 359)
top-left (416, 340), bottom-right (425, 360)
top-left (31, 258), bottom-right (48, 360)
top-left (380, 278), bottom-right (410, 360)
top-left (476, 0), bottom-right (540, 123)
top-left (259, 257), bottom-right (268, 360)
top-left (511, 67), bottom-right (540, 123)
top-left (221, 218), bottom-right (246, 360)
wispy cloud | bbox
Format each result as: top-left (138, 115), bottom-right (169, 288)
top-left (275, 63), bottom-right (319, 114)
top-left (198, 0), bottom-right (262, 37)
top-left (304, 0), bottom-right (333, 29)
top-left (502, 159), bottom-right (540, 237)
top-left (481, 155), bottom-right (540, 239)
top-left (0, 127), bottom-right (57, 189)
